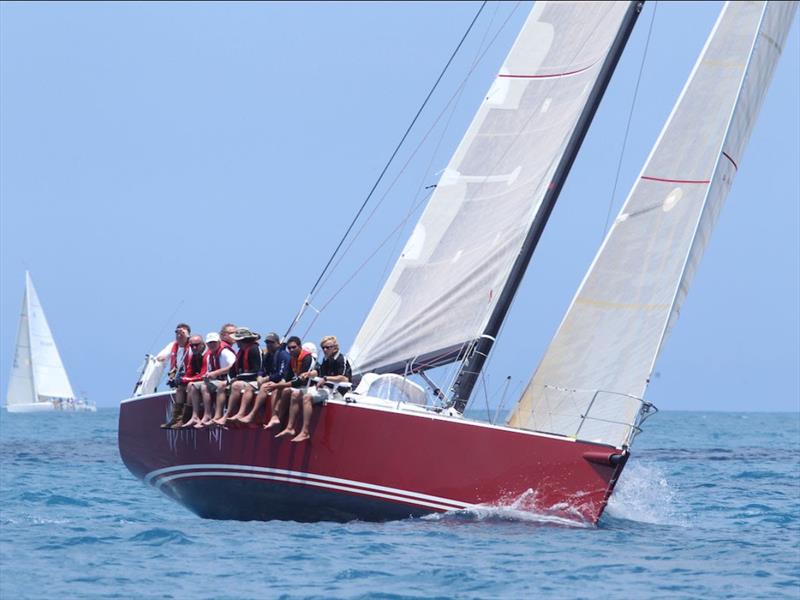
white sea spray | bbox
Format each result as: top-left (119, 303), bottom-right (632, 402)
top-left (606, 460), bottom-right (689, 526)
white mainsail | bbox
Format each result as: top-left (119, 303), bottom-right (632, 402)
top-left (508, 1), bottom-right (798, 447)
top-left (5, 272), bottom-right (76, 411)
top-left (350, 1), bottom-right (635, 375)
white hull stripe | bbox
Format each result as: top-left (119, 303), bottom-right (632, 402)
top-left (145, 464), bottom-right (471, 511)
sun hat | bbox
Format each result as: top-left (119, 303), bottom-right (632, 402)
top-left (231, 327), bottom-right (261, 342)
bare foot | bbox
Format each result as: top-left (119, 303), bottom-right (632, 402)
top-left (264, 416), bottom-right (281, 430)
top-left (291, 432), bottom-right (310, 443)
top-left (239, 414), bottom-right (254, 424)
top-left (275, 428), bottom-right (295, 438)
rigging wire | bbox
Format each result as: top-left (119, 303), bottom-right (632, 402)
top-left (284, 1), bottom-right (488, 338)
top-left (146, 299), bottom-right (185, 352)
top-left (308, 1), bottom-right (509, 303)
top-left (601, 1), bottom-right (658, 237)
top-left (300, 188), bottom-right (436, 339)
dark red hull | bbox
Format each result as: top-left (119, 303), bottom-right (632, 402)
top-left (118, 393), bottom-right (628, 524)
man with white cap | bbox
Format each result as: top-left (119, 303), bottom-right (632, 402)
top-left (193, 331), bottom-right (237, 428)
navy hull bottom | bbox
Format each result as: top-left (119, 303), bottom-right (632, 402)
top-left (162, 476), bottom-right (431, 523)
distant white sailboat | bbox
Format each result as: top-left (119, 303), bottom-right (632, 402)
top-left (5, 272), bottom-right (95, 413)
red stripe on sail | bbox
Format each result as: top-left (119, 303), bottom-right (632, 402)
top-left (640, 175), bottom-right (710, 185)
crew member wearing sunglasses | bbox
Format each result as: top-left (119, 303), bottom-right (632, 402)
top-left (277, 335), bottom-right (351, 442)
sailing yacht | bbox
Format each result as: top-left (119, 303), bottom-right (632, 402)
top-left (5, 272), bottom-right (95, 413)
top-left (118, 1), bottom-right (797, 523)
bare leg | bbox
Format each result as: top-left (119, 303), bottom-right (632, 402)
top-left (182, 383), bottom-right (203, 427)
top-left (232, 385), bottom-right (256, 420)
top-left (265, 388), bottom-right (291, 429)
top-left (212, 386), bottom-right (227, 422)
top-left (199, 384), bottom-right (216, 427)
top-left (291, 395), bottom-right (313, 442)
top-left (216, 382), bottom-right (242, 424)
top-left (276, 392), bottom-right (302, 438)
top-left (240, 385), bottom-right (270, 424)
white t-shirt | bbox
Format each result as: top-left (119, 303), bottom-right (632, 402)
top-left (157, 341), bottom-right (187, 365)
top-left (214, 347), bottom-right (236, 370)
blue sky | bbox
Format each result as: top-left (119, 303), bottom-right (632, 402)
top-left (1, 1), bottom-right (798, 411)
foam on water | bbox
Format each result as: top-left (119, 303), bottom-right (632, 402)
top-left (423, 489), bottom-right (592, 528)
top-left (606, 460), bottom-right (688, 526)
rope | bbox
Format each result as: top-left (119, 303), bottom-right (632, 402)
top-left (285, 1), bottom-right (488, 338)
top-left (602, 1), bottom-right (658, 237)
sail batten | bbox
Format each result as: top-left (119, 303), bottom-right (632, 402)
top-left (350, 1), bottom-right (638, 376)
top-left (507, 1), bottom-right (798, 448)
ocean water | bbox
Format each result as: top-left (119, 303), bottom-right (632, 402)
top-left (0, 409), bottom-right (798, 599)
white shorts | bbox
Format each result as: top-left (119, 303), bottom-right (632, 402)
top-left (307, 387), bottom-right (332, 405)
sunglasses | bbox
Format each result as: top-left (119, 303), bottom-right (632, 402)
top-left (287, 345), bottom-right (299, 351)
top-left (190, 343), bottom-right (202, 347)
top-left (322, 345), bottom-right (336, 350)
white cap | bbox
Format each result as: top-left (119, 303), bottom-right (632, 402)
top-left (205, 332), bottom-right (221, 344)
top-left (302, 342), bottom-right (318, 357)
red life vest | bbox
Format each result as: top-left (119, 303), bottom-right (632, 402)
top-left (169, 341), bottom-right (191, 371)
top-left (207, 343), bottom-right (232, 373)
top-left (182, 348), bottom-right (207, 383)
top-left (236, 341), bottom-right (256, 372)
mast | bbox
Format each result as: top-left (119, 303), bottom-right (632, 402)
top-left (450, 0), bottom-right (645, 413)
top-left (25, 272), bottom-right (39, 403)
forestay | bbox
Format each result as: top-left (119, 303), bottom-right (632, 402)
top-left (350, 1), bottom-right (633, 375)
top-left (507, 1), bottom-right (798, 448)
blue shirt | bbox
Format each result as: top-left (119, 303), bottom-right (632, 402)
top-left (260, 347), bottom-right (292, 383)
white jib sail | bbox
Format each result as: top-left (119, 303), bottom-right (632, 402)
top-left (508, 1), bottom-right (798, 448)
top-left (350, 1), bottom-right (634, 375)
top-left (5, 273), bottom-right (76, 408)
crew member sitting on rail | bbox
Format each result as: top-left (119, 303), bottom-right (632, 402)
top-left (277, 335), bottom-right (351, 442)
top-left (264, 336), bottom-right (313, 430)
top-left (158, 323), bottom-right (192, 429)
top-left (235, 332), bottom-right (291, 425)
top-left (196, 330), bottom-right (237, 428)
top-left (175, 335), bottom-right (208, 428)
top-left (213, 327), bottom-right (262, 426)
